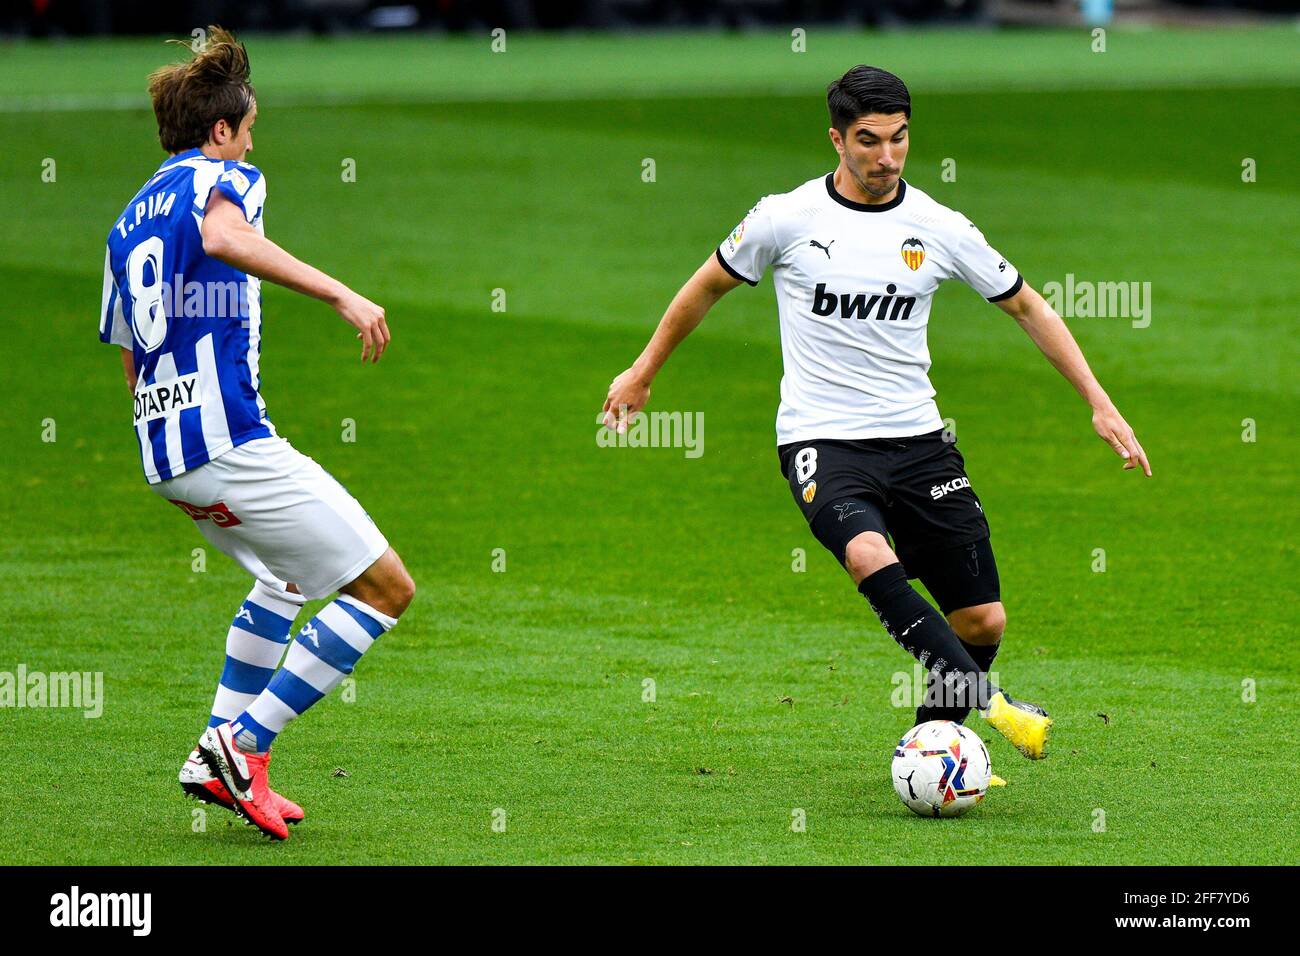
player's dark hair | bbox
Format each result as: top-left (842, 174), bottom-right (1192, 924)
top-left (147, 25), bottom-right (255, 154)
top-left (827, 65), bottom-right (911, 133)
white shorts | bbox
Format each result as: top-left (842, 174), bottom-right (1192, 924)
top-left (151, 436), bottom-right (389, 600)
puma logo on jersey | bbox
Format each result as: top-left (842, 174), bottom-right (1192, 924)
top-left (930, 476), bottom-right (971, 500)
top-left (813, 283), bottom-right (917, 322)
top-left (808, 239), bottom-right (835, 258)
top-left (300, 622), bottom-right (320, 648)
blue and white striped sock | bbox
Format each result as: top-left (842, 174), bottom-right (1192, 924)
top-left (209, 581), bottom-right (304, 728)
top-left (230, 594), bottom-right (397, 753)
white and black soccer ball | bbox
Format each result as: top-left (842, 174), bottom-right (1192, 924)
top-left (891, 720), bottom-right (992, 818)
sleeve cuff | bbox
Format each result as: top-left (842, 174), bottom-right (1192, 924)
top-left (986, 274), bottom-right (1023, 303)
top-left (715, 247), bottom-right (758, 287)
top-left (214, 182), bottom-right (255, 222)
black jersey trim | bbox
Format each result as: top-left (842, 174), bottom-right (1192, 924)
top-left (824, 173), bottom-right (907, 212)
top-left (715, 247), bottom-right (758, 286)
top-left (987, 274), bottom-right (1024, 303)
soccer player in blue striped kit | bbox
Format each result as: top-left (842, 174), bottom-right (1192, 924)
top-left (99, 27), bottom-right (414, 839)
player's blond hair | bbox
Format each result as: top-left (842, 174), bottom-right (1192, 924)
top-left (147, 25), bottom-right (255, 154)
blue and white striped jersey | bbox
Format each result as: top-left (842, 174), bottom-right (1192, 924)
top-left (100, 148), bottom-right (274, 483)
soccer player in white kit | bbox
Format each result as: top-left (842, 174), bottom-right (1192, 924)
top-left (603, 65), bottom-right (1151, 765)
top-left (99, 28), bottom-right (414, 839)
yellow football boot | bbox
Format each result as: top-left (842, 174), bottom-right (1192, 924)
top-left (982, 691), bottom-right (1052, 759)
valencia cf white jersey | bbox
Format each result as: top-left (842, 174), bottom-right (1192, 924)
top-left (716, 174), bottom-right (1022, 445)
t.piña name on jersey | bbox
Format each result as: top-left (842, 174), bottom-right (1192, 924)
top-left (113, 190), bottom-right (177, 238)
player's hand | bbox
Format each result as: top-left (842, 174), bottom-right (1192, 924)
top-left (602, 367), bottom-right (651, 434)
top-left (1091, 402), bottom-right (1151, 476)
top-left (334, 289), bottom-right (390, 363)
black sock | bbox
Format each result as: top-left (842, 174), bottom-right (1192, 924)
top-left (966, 640), bottom-right (1000, 675)
top-left (857, 563), bottom-right (993, 717)
top-left (917, 639), bottom-right (1000, 725)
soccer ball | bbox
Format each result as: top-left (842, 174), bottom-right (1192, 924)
top-left (891, 720), bottom-right (992, 818)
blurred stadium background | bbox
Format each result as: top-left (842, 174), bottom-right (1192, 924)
top-left (5, 0), bottom-right (1298, 35)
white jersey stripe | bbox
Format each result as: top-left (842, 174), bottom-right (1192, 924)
top-left (186, 160), bottom-right (224, 213)
top-left (99, 246), bottom-right (114, 338)
top-left (242, 174), bottom-right (268, 222)
top-left (194, 332), bottom-right (233, 456)
top-left (246, 274), bottom-right (264, 417)
top-left (151, 351), bottom-right (187, 475)
top-left (135, 414), bottom-right (158, 483)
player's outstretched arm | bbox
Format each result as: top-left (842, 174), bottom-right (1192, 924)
top-left (201, 193), bottom-right (390, 363)
top-left (996, 283), bottom-right (1151, 476)
top-left (602, 253), bottom-right (743, 432)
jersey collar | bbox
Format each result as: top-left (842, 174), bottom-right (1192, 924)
top-left (155, 147), bottom-right (209, 175)
top-left (824, 173), bottom-right (907, 212)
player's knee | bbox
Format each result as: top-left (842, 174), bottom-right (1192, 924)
top-left (844, 532), bottom-right (897, 583)
top-left (387, 568), bottom-right (415, 617)
top-left (953, 602), bottom-right (1005, 645)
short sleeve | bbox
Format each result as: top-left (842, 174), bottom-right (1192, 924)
top-left (947, 215), bottom-right (1022, 302)
top-left (98, 246), bottom-right (132, 347)
top-left (716, 197), bottom-right (779, 286)
top-left (197, 162), bottom-right (267, 224)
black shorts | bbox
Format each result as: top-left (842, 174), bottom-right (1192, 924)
top-left (778, 430), bottom-right (1000, 613)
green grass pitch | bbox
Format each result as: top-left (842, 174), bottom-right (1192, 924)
top-left (0, 27), bottom-right (1296, 864)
